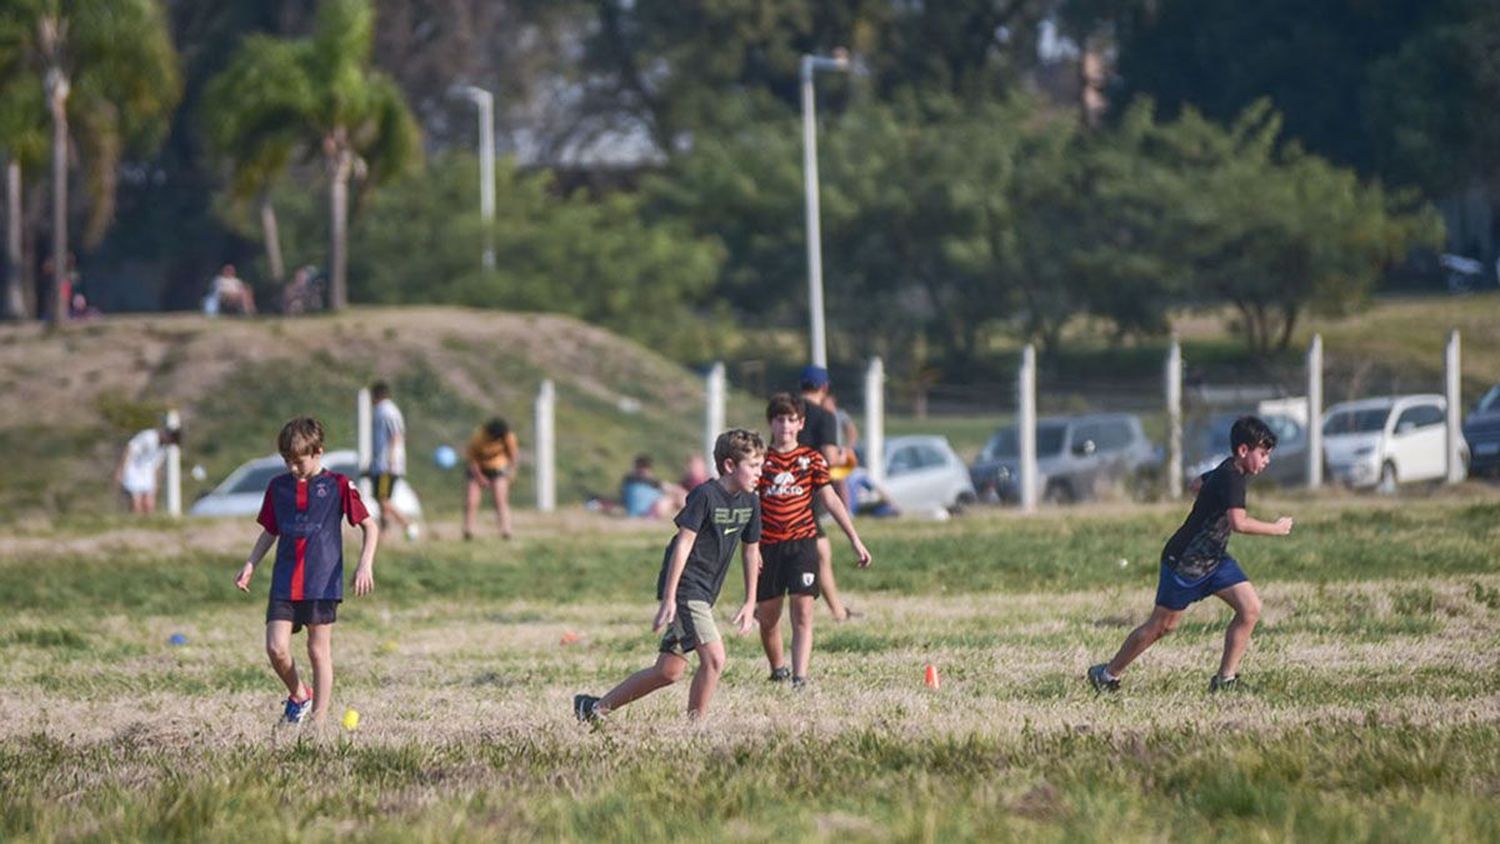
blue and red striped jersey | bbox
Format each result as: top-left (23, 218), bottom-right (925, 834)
top-left (256, 471), bottom-right (370, 601)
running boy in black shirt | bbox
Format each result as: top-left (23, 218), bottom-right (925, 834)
top-left (574, 429), bottom-right (766, 722)
top-left (1089, 416), bottom-right (1293, 693)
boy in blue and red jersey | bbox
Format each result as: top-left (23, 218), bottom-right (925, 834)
top-left (235, 417), bottom-right (380, 725)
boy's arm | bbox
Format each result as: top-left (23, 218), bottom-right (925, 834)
top-left (351, 516), bottom-right (380, 595)
top-left (234, 530), bottom-right (276, 591)
top-left (653, 527), bottom-right (697, 632)
top-left (1228, 508), bottom-right (1293, 536)
top-left (818, 485), bottom-right (872, 567)
top-left (730, 541), bottom-right (762, 634)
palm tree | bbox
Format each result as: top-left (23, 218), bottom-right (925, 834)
top-left (0, 0), bottom-right (180, 322)
top-left (203, 0), bottom-right (420, 310)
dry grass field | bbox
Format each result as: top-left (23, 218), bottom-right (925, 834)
top-left (4, 496), bottom-right (1500, 841)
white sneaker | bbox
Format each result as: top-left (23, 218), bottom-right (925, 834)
top-left (405, 524), bottom-right (420, 541)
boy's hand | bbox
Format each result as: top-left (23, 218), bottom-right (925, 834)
top-left (652, 599), bottom-right (676, 633)
top-left (234, 563), bottom-right (255, 592)
top-left (851, 540), bottom-right (872, 568)
top-left (352, 564), bottom-right (374, 596)
top-left (1273, 516), bottom-right (1294, 536)
top-left (731, 602), bottom-right (756, 635)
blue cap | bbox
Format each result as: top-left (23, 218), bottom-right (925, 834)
top-left (799, 365), bottom-right (830, 389)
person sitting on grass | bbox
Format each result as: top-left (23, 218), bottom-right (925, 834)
top-left (755, 393), bottom-right (872, 688)
top-left (234, 416), bottom-right (379, 726)
top-left (1088, 415), bottom-right (1293, 694)
top-left (463, 417), bottom-right (519, 541)
top-left (620, 453), bottom-right (688, 518)
top-left (573, 429), bottom-right (765, 723)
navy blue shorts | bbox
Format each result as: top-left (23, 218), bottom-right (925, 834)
top-left (1154, 557), bottom-right (1249, 611)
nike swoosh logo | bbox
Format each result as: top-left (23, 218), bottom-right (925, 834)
top-left (723, 527), bottom-right (740, 535)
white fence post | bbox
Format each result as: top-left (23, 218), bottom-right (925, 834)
top-left (164, 408), bottom-right (182, 517)
top-left (1307, 335), bottom-right (1323, 490)
top-left (864, 357), bottom-right (885, 486)
top-left (356, 387), bottom-right (373, 500)
top-left (1019, 344), bottom-right (1038, 514)
top-left (535, 379), bottom-right (556, 512)
top-left (1446, 330), bottom-right (1464, 483)
top-left (705, 362), bottom-right (725, 476)
top-left (1166, 338), bottom-right (1183, 500)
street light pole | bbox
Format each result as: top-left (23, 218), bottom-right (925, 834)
top-left (801, 50), bottom-right (849, 369)
top-left (451, 85), bottom-right (496, 270)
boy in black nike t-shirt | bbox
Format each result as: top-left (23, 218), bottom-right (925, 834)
top-left (574, 429), bottom-right (766, 722)
top-left (1089, 416), bottom-right (1294, 693)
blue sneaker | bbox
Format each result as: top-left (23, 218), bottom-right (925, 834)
top-left (283, 694), bottom-right (314, 724)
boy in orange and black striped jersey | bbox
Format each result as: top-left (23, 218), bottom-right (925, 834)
top-left (755, 393), bottom-right (872, 687)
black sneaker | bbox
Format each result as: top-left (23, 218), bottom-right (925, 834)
top-left (1087, 664), bottom-right (1120, 693)
top-left (791, 676), bottom-right (808, 690)
top-left (769, 666), bottom-right (791, 683)
top-left (572, 693), bottom-right (601, 722)
top-left (1208, 674), bottom-right (1244, 693)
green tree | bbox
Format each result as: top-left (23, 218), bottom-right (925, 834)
top-left (202, 0), bottom-right (420, 310)
top-left (0, 60), bottom-right (46, 319)
top-left (0, 0), bottom-right (180, 322)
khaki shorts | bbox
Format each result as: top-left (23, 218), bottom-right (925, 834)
top-left (659, 599), bottom-right (720, 656)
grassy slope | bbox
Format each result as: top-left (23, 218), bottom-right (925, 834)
top-left (0, 309), bottom-right (762, 527)
top-left (1, 499), bottom-right (1499, 840)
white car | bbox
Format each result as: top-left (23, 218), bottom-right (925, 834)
top-left (1322, 395), bottom-right (1468, 492)
top-left (189, 449), bottom-right (423, 519)
top-left (860, 435), bottom-right (976, 515)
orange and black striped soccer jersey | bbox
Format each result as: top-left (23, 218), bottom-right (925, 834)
top-left (757, 445), bottom-right (831, 544)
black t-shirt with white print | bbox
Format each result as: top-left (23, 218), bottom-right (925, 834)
top-left (1161, 458), bottom-right (1247, 579)
top-left (656, 480), bottom-right (762, 604)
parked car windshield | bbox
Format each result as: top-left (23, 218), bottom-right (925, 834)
top-left (1478, 385), bottom-right (1500, 413)
top-left (1323, 408), bottom-right (1389, 435)
top-left (982, 424), bottom-right (1066, 460)
top-left (228, 464), bottom-right (285, 494)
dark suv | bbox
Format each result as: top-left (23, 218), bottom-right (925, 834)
top-left (970, 413), bottom-right (1159, 504)
top-left (1464, 384), bottom-right (1500, 476)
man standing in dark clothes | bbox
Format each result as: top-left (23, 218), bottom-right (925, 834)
top-left (797, 365), bottom-right (855, 621)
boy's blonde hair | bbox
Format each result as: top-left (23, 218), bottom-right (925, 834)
top-left (278, 416), bottom-right (325, 458)
top-left (713, 428), bottom-right (765, 473)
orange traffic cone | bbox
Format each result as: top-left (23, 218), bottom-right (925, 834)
top-left (560, 630), bottom-right (582, 645)
top-left (924, 664), bottom-right (941, 689)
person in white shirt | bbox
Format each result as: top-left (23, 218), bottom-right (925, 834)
top-left (115, 422), bottom-right (182, 514)
top-left (370, 381), bottom-right (418, 540)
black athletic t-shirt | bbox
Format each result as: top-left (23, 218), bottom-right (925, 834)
top-left (656, 480), bottom-right (762, 604)
top-left (1161, 458), bottom-right (1247, 579)
top-left (797, 397), bottom-right (839, 452)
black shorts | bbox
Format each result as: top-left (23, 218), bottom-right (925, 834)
top-left (756, 538), bottom-right (821, 600)
top-left (267, 598), bottom-right (339, 633)
top-left (477, 466), bottom-right (508, 481)
top-left (371, 472), bottom-right (401, 501)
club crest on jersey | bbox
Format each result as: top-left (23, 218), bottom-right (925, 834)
top-left (315, 483), bottom-right (329, 497)
top-left (797, 456), bottom-right (811, 470)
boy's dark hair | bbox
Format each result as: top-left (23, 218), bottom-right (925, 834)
top-left (765, 392), bottom-right (806, 421)
top-left (484, 417), bottom-right (510, 440)
top-left (371, 381), bottom-right (391, 402)
top-left (1231, 415), bottom-right (1278, 452)
top-left (160, 426), bottom-right (182, 446)
top-left (278, 416), bottom-right (326, 458)
top-left (633, 453), bottom-right (653, 471)
top-left (714, 428), bottom-right (766, 472)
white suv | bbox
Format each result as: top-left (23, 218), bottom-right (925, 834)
top-left (1322, 395), bottom-right (1468, 491)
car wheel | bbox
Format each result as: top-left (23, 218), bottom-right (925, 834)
top-left (951, 490), bottom-right (977, 514)
top-left (1377, 461), bottom-right (1399, 495)
top-left (1044, 479), bottom-right (1074, 504)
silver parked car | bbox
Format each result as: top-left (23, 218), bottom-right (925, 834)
top-left (189, 448), bottom-right (423, 519)
top-left (971, 413), bottom-right (1159, 504)
top-left (1322, 395), bottom-right (1467, 491)
top-left (857, 435), bottom-right (976, 515)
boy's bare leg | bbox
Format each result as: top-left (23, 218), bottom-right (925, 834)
top-left (491, 476), bottom-right (512, 538)
top-left (598, 652), bottom-right (688, 714)
top-left (789, 595), bottom-right (815, 679)
top-left (265, 621), bottom-right (306, 698)
top-left (305, 624), bottom-right (333, 723)
top-left (462, 477), bottom-right (482, 537)
top-left (1105, 605), bottom-right (1183, 677)
top-left (381, 499), bottom-right (412, 534)
top-left (756, 597), bottom-right (786, 670)
top-left (816, 537), bottom-right (849, 620)
top-left (1214, 582), bottom-right (1262, 678)
top-left (686, 640), bottom-right (727, 718)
